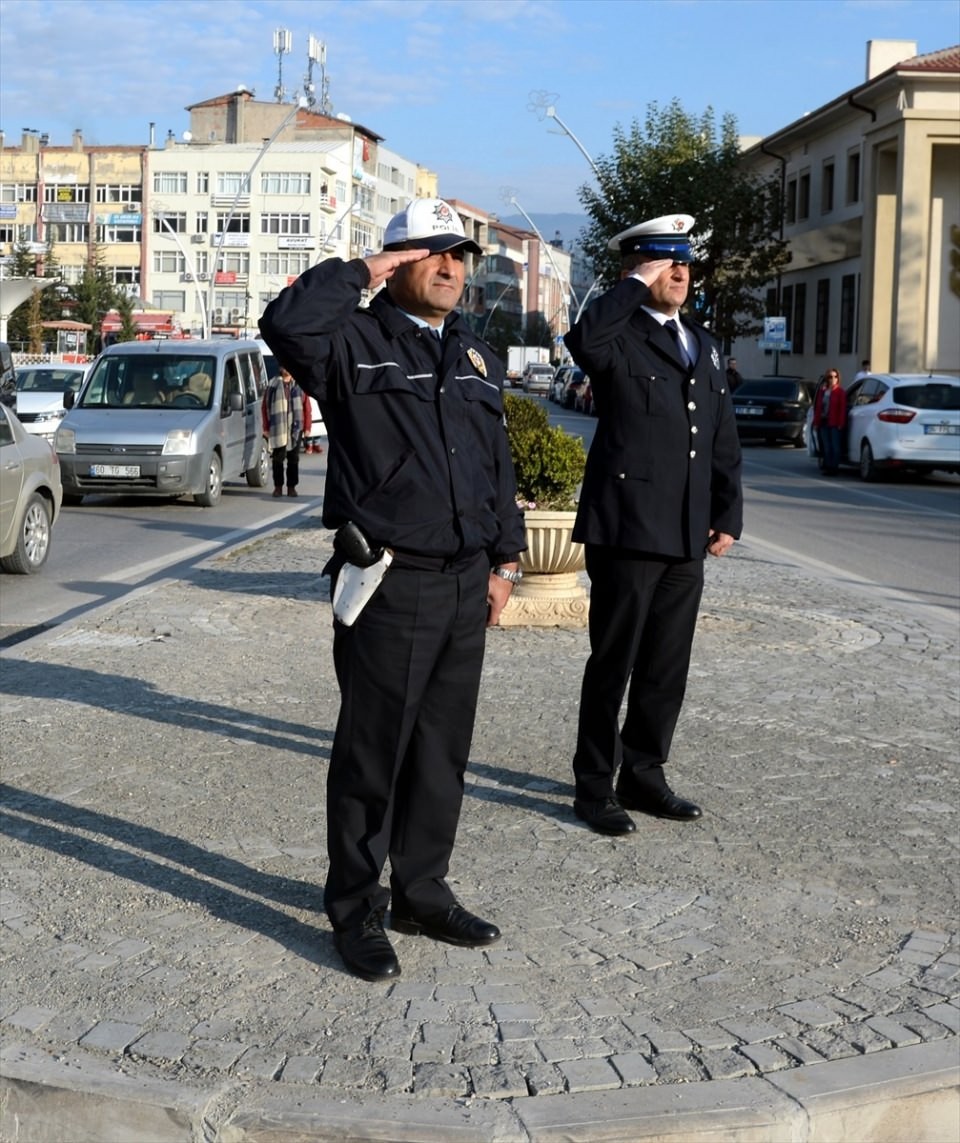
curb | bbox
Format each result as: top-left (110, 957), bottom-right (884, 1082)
top-left (2, 1041), bottom-right (957, 1141)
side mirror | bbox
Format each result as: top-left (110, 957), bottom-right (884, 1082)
top-left (229, 391), bottom-right (243, 412)
top-left (63, 389), bottom-right (76, 410)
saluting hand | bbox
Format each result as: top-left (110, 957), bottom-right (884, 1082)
top-left (364, 249), bottom-right (431, 290)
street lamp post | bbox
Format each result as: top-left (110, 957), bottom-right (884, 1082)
top-left (153, 207), bottom-right (208, 337)
top-left (207, 96), bottom-right (307, 335)
top-left (314, 201), bottom-right (357, 265)
top-left (528, 91), bottom-right (602, 182)
top-left (502, 188), bottom-right (577, 341)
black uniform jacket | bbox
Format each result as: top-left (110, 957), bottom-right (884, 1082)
top-left (564, 277), bottom-right (743, 559)
top-left (259, 258), bottom-right (525, 565)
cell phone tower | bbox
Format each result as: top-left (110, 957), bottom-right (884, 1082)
top-left (273, 27), bottom-right (292, 103)
top-left (304, 34), bottom-right (332, 115)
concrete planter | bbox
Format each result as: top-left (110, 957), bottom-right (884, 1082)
top-left (499, 509), bottom-right (589, 627)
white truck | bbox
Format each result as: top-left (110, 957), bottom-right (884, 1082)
top-left (506, 345), bottom-right (550, 387)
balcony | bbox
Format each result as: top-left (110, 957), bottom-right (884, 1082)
top-left (319, 195), bottom-right (338, 214)
top-left (211, 193), bottom-right (250, 208)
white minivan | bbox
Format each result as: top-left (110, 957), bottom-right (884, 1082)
top-left (56, 339), bottom-right (270, 506)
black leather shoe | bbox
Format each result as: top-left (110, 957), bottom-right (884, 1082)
top-left (392, 903), bottom-right (500, 947)
top-left (334, 908), bottom-right (401, 981)
top-left (616, 786), bottom-right (703, 821)
top-left (574, 797), bottom-right (637, 835)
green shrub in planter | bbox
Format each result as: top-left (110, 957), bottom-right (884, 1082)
top-left (503, 391), bottom-right (586, 511)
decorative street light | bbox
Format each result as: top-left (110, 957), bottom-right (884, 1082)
top-left (501, 186), bottom-right (577, 320)
top-left (528, 91), bottom-right (602, 182)
top-left (153, 205), bottom-right (208, 337)
top-left (314, 200), bottom-right (357, 265)
top-left (207, 95), bottom-right (308, 335)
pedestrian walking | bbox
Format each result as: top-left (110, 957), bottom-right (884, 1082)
top-left (259, 198), bottom-right (525, 981)
top-left (563, 213), bottom-right (743, 837)
top-left (261, 365), bottom-right (312, 497)
top-left (812, 367), bottom-right (848, 475)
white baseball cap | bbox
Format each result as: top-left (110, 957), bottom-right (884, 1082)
top-left (383, 198), bottom-right (482, 255)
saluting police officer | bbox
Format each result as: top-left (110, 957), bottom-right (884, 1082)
top-left (565, 214), bottom-right (743, 837)
top-left (260, 199), bottom-right (525, 982)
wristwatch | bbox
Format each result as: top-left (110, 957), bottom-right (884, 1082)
top-left (492, 566), bottom-right (523, 584)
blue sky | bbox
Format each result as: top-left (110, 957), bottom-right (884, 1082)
top-left (0, 0), bottom-right (957, 215)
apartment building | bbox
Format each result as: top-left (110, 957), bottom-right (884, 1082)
top-left (737, 40), bottom-right (959, 378)
top-left (0, 130), bottom-right (145, 291)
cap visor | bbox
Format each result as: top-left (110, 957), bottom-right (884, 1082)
top-left (387, 235), bottom-right (482, 256)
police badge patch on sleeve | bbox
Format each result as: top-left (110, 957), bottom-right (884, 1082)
top-left (467, 347), bottom-right (487, 377)
top-left (711, 346), bottom-right (720, 370)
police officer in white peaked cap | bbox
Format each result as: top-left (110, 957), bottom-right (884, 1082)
top-left (562, 210), bottom-right (743, 838)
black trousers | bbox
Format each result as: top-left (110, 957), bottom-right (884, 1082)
top-left (324, 554), bottom-right (489, 931)
top-left (573, 545), bottom-right (704, 801)
top-left (271, 445), bottom-right (300, 489)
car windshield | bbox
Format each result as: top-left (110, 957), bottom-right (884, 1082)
top-left (736, 380), bottom-right (805, 399)
top-left (892, 383), bottom-right (960, 411)
top-left (80, 354), bottom-right (217, 409)
top-left (16, 368), bottom-right (84, 394)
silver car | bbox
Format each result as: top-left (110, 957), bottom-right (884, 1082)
top-left (14, 364), bottom-right (87, 440)
top-left (0, 404), bottom-right (63, 573)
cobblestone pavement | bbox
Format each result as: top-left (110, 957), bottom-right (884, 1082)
top-left (0, 515), bottom-right (957, 1139)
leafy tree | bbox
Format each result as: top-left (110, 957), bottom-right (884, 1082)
top-left (113, 290), bottom-right (139, 343)
top-left (67, 246), bottom-right (119, 351)
top-left (481, 308), bottom-right (522, 365)
top-left (525, 311), bottom-right (555, 352)
top-left (579, 100), bottom-right (788, 341)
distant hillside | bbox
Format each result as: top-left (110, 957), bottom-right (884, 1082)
top-left (497, 212), bottom-right (590, 250)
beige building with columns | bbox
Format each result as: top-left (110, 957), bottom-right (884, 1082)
top-left (736, 40), bottom-right (959, 379)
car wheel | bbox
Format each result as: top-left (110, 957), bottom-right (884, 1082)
top-left (195, 452), bottom-right (223, 506)
top-left (245, 438), bottom-right (269, 487)
top-left (859, 441), bottom-right (880, 482)
top-left (1, 491), bottom-right (52, 574)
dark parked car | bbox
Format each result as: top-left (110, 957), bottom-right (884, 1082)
top-left (559, 367), bottom-right (587, 410)
top-left (732, 377), bottom-right (813, 447)
top-left (574, 377), bottom-right (594, 415)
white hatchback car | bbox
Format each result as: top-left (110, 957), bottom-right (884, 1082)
top-left (14, 364), bottom-right (87, 440)
top-left (835, 373), bottom-right (960, 481)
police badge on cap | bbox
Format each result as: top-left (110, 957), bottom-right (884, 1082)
top-left (608, 213), bottom-right (696, 262)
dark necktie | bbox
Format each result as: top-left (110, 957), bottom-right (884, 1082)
top-left (665, 318), bottom-right (692, 368)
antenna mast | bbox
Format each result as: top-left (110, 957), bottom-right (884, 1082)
top-left (305, 35), bottom-right (332, 114)
top-left (273, 27), bottom-right (292, 102)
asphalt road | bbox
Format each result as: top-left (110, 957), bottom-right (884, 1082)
top-left (2, 402), bottom-right (957, 646)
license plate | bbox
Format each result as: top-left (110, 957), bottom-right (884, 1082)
top-left (89, 464), bottom-right (140, 477)
top-left (735, 406), bottom-right (763, 416)
top-left (923, 424), bottom-right (959, 435)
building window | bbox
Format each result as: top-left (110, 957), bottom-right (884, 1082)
top-left (152, 250), bottom-right (185, 274)
top-left (98, 223), bottom-right (141, 243)
top-left (798, 172), bottom-right (810, 221)
top-left (259, 290), bottom-right (280, 310)
top-left (839, 274), bottom-right (856, 354)
top-left (846, 150), bottom-right (861, 204)
top-left (336, 180), bottom-right (348, 203)
top-left (95, 183), bottom-right (142, 204)
top-left (792, 283), bottom-right (806, 354)
top-left (153, 212), bottom-right (187, 233)
top-left (785, 178), bottom-right (797, 225)
top-left (216, 172), bottom-right (250, 195)
top-left (46, 222), bottom-right (88, 242)
top-left (260, 213), bottom-right (311, 235)
top-left (196, 172), bottom-right (209, 194)
top-left (215, 212), bottom-right (250, 233)
top-left (260, 171), bottom-right (311, 194)
top-left (153, 172), bottom-right (188, 194)
top-left (111, 266), bottom-right (141, 286)
top-left (0, 224), bottom-right (14, 243)
top-left (195, 212), bottom-right (208, 233)
top-left (216, 251), bottom-right (250, 275)
top-left (259, 251), bottom-right (309, 275)
top-left (821, 162), bottom-right (835, 214)
top-left (351, 220), bottom-right (373, 252)
top-left (212, 291), bottom-right (246, 310)
top-left (0, 183), bottom-right (37, 202)
top-left (152, 290), bottom-right (186, 310)
top-left (194, 252), bottom-right (209, 273)
top-left (44, 183), bottom-right (89, 203)
top-left (815, 279), bottom-right (830, 355)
